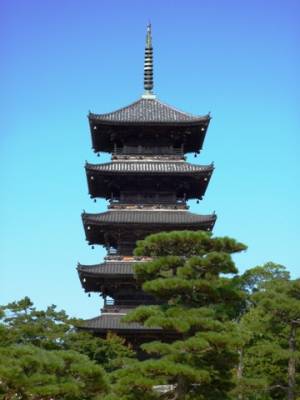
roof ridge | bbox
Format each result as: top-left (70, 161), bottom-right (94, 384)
top-left (153, 97), bottom-right (206, 119)
top-left (90, 98), bottom-right (143, 118)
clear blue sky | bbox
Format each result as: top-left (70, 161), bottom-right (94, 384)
top-left (1, 0), bottom-right (299, 319)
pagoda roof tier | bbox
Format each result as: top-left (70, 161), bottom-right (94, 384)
top-left (80, 314), bottom-right (182, 346)
top-left (77, 261), bottom-right (135, 292)
top-left (81, 313), bottom-right (159, 332)
top-left (86, 161), bottom-right (213, 174)
top-left (80, 313), bottom-right (181, 344)
top-left (89, 98), bottom-right (210, 154)
top-left (85, 161), bottom-right (213, 199)
top-left (82, 210), bottom-right (216, 246)
top-left (89, 98), bottom-right (209, 125)
top-left (83, 209), bottom-right (216, 226)
top-left (78, 261), bottom-right (134, 276)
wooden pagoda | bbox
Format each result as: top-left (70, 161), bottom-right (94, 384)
top-left (77, 24), bottom-right (216, 344)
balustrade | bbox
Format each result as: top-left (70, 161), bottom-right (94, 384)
top-left (103, 298), bottom-right (154, 308)
top-left (113, 145), bottom-right (183, 156)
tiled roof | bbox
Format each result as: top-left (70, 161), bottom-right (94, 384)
top-left (81, 313), bottom-right (160, 331)
top-left (86, 161), bottom-right (213, 174)
top-left (89, 98), bottom-right (209, 124)
top-left (77, 262), bottom-right (134, 276)
top-left (82, 210), bottom-right (216, 226)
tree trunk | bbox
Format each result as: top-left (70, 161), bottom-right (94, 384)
top-left (237, 348), bottom-right (244, 400)
top-left (287, 322), bottom-right (296, 400)
top-left (174, 376), bottom-right (186, 400)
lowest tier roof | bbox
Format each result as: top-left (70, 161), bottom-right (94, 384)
top-left (82, 210), bottom-right (216, 226)
top-left (89, 97), bottom-right (209, 125)
top-left (86, 161), bottom-right (214, 174)
top-left (81, 313), bottom-right (161, 332)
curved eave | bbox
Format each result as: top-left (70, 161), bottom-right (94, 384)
top-left (85, 162), bottom-right (214, 200)
top-left (77, 262), bottom-right (135, 292)
top-left (85, 161), bottom-right (214, 174)
top-left (88, 97), bottom-right (210, 125)
top-left (88, 117), bottom-right (211, 154)
top-left (82, 210), bottom-right (217, 227)
top-left (79, 314), bottom-right (181, 340)
top-left (89, 113), bottom-right (211, 126)
top-left (77, 265), bottom-right (134, 276)
top-left (82, 211), bottom-right (217, 245)
top-left (79, 314), bottom-right (163, 334)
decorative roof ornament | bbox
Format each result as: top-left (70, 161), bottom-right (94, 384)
top-left (142, 23), bottom-right (156, 99)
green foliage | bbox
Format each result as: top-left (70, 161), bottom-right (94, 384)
top-left (0, 298), bottom-right (135, 399)
top-left (233, 264), bottom-right (300, 400)
top-left (134, 230), bottom-right (247, 258)
top-left (1, 240), bottom-right (298, 400)
top-left (111, 231), bottom-right (247, 399)
top-left (65, 331), bottom-right (135, 372)
top-left (0, 297), bottom-right (134, 372)
top-left (238, 262), bottom-right (290, 295)
top-left (0, 344), bottom-right (108, 400)
top-left (0, 297), bottom-right (71, 349)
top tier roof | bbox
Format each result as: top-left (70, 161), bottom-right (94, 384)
top-left (89, 24), bottom-right (209, 126)
top-left (89, 98), bottom-right (210, 125)
top-left (88, 25), bottom-right (211, 154)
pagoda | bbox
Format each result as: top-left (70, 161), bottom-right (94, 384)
top-left (77, 25), bottom-right (216, 344)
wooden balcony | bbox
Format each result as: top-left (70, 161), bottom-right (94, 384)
top-left (113, 145), bottom-right (184, 156)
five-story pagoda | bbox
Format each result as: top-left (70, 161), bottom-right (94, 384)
top-left (78, 25), bottom-right (216, 343)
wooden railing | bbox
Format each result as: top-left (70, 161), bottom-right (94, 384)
top-left (113, 146), bottom-right (184, 156)
top-left (110, 198), bottom-right (186, 205)
top-left (103, 298), bottom-right (154, 307)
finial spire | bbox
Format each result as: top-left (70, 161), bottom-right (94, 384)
top-left (146, 22), bottom-right (152, 48)
top-left (142, 23), bottom-right (156, 99)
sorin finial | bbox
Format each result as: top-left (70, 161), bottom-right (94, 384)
top-left (142, 23), bottom-right (155, 98)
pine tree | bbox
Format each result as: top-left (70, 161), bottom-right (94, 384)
top-left (0, 344), bottom-right (108, 400)
top-left (0, 298), bottom-right (135, 399)
top-left (107, 230), bottom-right (246, 400)
top-left (0, 297), bottom-right (134, 371)
top-left (233, 264), bottom-right (300, 400)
